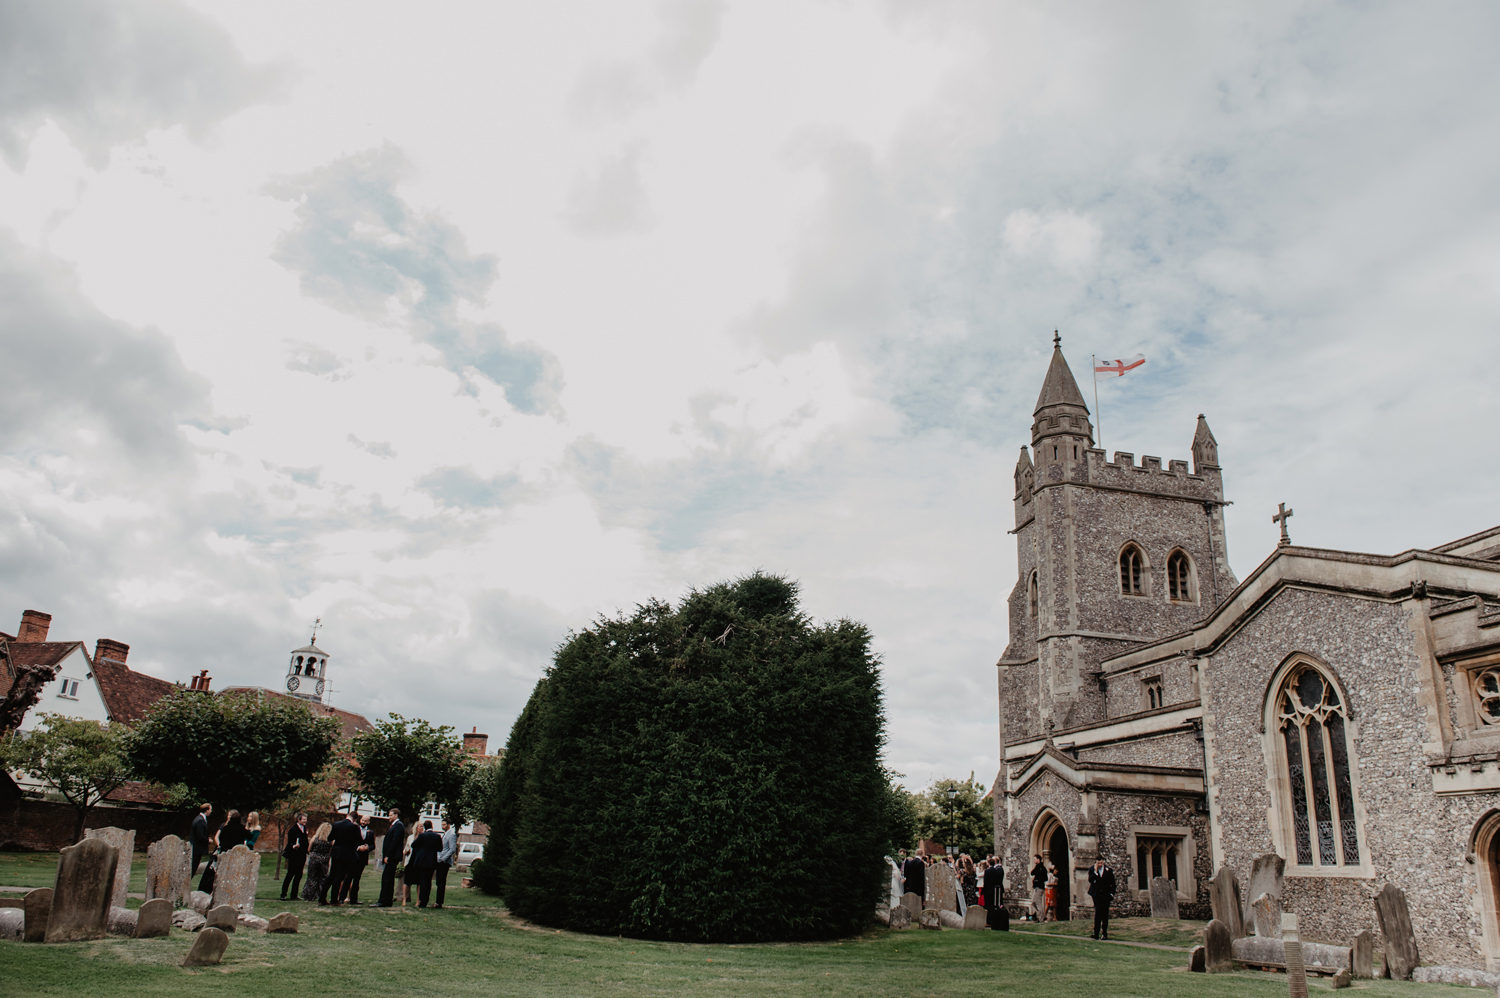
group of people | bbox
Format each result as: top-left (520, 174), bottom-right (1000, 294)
top-left (188, 803), bottom-right (262, 894)
top-left (279, 807), bottom-right (459, 909)
top-left (899, 847), bottom-right (1117, 940)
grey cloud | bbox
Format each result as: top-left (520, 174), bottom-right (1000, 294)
top-left (568, 0), bottom-right (724, 120)
top-left (268, 146), bottom-right (563, 414)
top-left (0, 0), bottom-right (284, 167)
top-left (564, 143), bottom-right (654, 236)
top-left (347, 434), bottom-right (396, 459)
top-left (416, 467), bottom-right (521, 510)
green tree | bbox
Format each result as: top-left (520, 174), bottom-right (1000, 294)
top-left (489, 572), bottom-right (890, 943)
top-left (350, 714), bottom-right (472, 823)
top-left (880, 768), bottom-right (920, 854)
top-left (913, 775), bottom-right (993, 858)
top-left (128, 689), bottom-right (341, 814)
top-left (0, 714), bottom-right (135, 841)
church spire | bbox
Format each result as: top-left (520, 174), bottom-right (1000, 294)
top-left (1031, 334), bottom-right (1094, 455)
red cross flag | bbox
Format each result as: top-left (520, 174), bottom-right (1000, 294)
top-left (1094, 354), bottom-right (1146, 377)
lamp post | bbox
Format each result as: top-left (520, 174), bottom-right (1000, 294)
top-left (945, 785), bottom-right (959, 856)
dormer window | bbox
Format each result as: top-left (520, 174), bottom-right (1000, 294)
top-left (1120, 544), bottom-right (1146, 596)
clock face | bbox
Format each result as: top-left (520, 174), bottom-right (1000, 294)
top-left (286, 674), bottom-right (301, 692)
top-left (315, 679), bottom-right (326, 695)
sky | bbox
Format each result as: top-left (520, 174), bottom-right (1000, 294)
top-left (2, 0), bottom-right (1497, 792)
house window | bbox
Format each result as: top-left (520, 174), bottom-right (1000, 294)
top-left (1143, 676), bottom-right (1164, 710)
top-left (1167, 550), bottom-right (1193, 602)
top-left (421, 801), bottom-right (442, 819)
top-left (1274, 663), bottom-right (1362, 867)
top-left (1135, 835), bottom-right (1182, 890)
top-left (1120, 544), bottom-right (1145, 596)
top-left (1475, 668), bottom-right (1500, 725)
top-left (58, 678), bottom-right (80, 698)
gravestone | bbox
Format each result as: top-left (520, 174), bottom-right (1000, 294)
top-left (1231, 936), bottom-right (1352, 974)
top-left (928, 863), bottom-right (959, 912)
top-left (1208, 866), bottom-right (1245, 938)
top-left (107, 905), bottom-right (138, 936)
top-left (1282, 913), bottom-right (1309, 998)
top-left (85, 826), bottom-right (136, 909)
top-left (1251, 892), bottom-right (1283, 937)
top-left (888, 905), bottom-right (912, 929)
top-left (937, 909), bottom-right (965, 929)
top-left (172, 909), bottom-right (207, 932)
top-left (183, 926), bottom-right (229, 966)
top-left (45, 837), bottom-right (117, 942)
top-left (1350, 929), bottom-right (1373, 978)
top-left (1373, 883), bottom-right (1419, 980)
top-left (899, 891), bottom-right (923, 918)
top-left (1204, 918), bottom-right (1233, 973)
top-left (919, 908), bottom-right (941, 929)
top-left (1330, 968), bottom-right (1351, 989)
top-left (207, 904), bottom-right (238, 932)
top-left (266, 912), bottom-right (299, 933)
top-left (963, 906), bottom-right (988, 930)
top-left (210, 844), bottom-right (259, 913)
top-left (1246, 853), bottom-right (1284, 926)
top-left (1188, 945), bottom-right (1206, 972)
top-left (136, 898), bottom-right (172, 938)
top-left (0, 908), bottom-right (21, 941)
top-left (1149, 876), bottom-right (1179, 919)
top-left (237, 913), bottom-right (269, 932)
top-left (146, 834), bottom-right (192, 908)
top-left (188, 890), bottom-right (211, 913)
top-left (23, 887), bottom-right (52, 943)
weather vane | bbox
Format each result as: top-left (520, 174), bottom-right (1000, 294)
top-left (310, 616), bottom-right (322, 645)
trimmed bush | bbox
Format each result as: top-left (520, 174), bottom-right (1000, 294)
top-left (486, 573), bottom-right (889, 942)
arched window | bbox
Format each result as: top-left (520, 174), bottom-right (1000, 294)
top-left (1273, 662), bottom-right (1362, 867)
top-left (1119, 544), bottom-right (1145, 596)
top-left (1028, 572), bottom-right (1039, 618)
top-left (1167, 550), bottom-right (1193, 602)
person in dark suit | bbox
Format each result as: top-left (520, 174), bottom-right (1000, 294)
top-left (189, 803), bottom-right (213, 875)
top-left (376, 808), bottom-right (405, 907)
top-left (983, 858), bottom-right (1007, 929)
top-left (346, 814), bottom-right (375, 904)
top-left (1087, 858), bottom-right (1116, 940)
top-left (406, 820), bottom-right (444, 908)
top-left (325, 812), bottom-right (362, 904)
top-left (901, 850), bottom-right (927, 904)
top-left (280, 812), bottom-right (309, 901)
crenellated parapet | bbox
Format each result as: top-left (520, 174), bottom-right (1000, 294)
top-left (1080, 447), bottom-right (1225, 503)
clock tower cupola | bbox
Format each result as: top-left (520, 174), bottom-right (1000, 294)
top-left (285, 618), bottom-right (329, 703)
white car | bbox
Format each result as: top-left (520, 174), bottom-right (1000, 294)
top-left (456, 841), bottom-right (484, 868)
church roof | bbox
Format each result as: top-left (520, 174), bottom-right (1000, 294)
top-left (1033, 339), bottom-right (1090, 415)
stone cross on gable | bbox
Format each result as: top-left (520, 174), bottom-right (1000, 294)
top-left (1273, 502), bottom-right (1294, 547)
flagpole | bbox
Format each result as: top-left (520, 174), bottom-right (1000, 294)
top-left (1092, 353), bottom-right (1103, 451)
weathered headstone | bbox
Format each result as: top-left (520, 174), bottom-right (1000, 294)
top-left (1209, 866), bottom-right (1245, 938)
top-left (1204, 918), bottom-right (1233, 973)
top-left (928, 863), bottom-right (959, 913)
top-left (0, 908), bottom-right (21, 941)
top-left (919, 908), bottom-right (942, 929)
top-left (1373, 883), bottom-right (1420, 980)
top-left (45, 837), bottom-right (118, 942)
top-left (22, 887), bottom-right (52, 943)
top-left (1283, 913), bottom-right (1309, 998)
top-left (188, 890), bottom-right (212, 913)
top-left (1231, 935), bottom-right (1352, 974)
top-left (888, 905), bottom-right (912, 929)
top-left (899, 891), bottom-right (923, 918)
top-left (237, 913), bottom-right (269, 932)
top-left (85, 826), bottom-right (136, 909)
top-left (1246, 853), bottom-right (1284, 925)
top-left (182, 926), bottom-right (229, 966)
top-left (136, 897), bottom-right (172, 938)
top-left (172, 909), bottom-right (207, 932)
top-left (1188, 945), bottom-right (1206, 972)
top-left (1330, 968), bottom-right (1351, 989)
top-left (937, 909), bottom-right (965, 929)
top-left (1149, 876), bottom-right (1179, 919)
top-left (1350, 929), bottom-right (1373, 978)
top-left (1251, 892), bottom-right (1283, 938)
top-left (963, 906), bottom-right (988, 930)
top-left (207, 904), bottom-right (238, 932)
top-left (107, 905), bottom-right (139, 936)
top-left (210, 844), bottom-right (259, 913)
top-left (146, 834), bottom-right (192, 908)
top-left (266, 912), bottom-right (299, 933)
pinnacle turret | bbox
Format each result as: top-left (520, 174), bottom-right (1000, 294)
top-left (1030, 335), bottom-right (1094, 467)
top-left (1192, 414), bottom-right (1219, 473)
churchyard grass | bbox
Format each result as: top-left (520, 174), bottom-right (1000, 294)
top-left (0, 851), bottom-right (1480, 997)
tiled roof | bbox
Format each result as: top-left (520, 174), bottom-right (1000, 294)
top-left (218, 686), bottom-right (373, 739)
top-left (7, 641), bottom-right (83, 670)
top-left (93, 658), bottom-right (180, 724)
top-left (105, 780), bottom-right (167, 805)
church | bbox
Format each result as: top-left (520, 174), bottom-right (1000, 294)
top-left (993, 337), bottom-right (1500, 971)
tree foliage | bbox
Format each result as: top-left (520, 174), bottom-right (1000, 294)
top-left (0, 714), bottom-right (134, 841)
top-left (912, 775), bottom-right (993, 858)
top-left (486, 572), bottom-right (890, 942)
top-left (128, 690), bottom-right (340, 814)
top-left (350, 713), bottom-right (472, 823)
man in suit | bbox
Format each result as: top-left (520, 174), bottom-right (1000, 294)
top-left (434, 819), bottom-right (458, 909)
top-left (983, 858), bottom-right (1007, 929)
top-left (376, 807), bottom-right (405, 907)
top-left (1087, 857), bottom-right (1116, 940)
top-left (901, 850), bottom-right (927, 905)
top-left (406, 819), bottom-right (444, 908)
top-left (189, 803), bottom-right (213, 875)
top-left (346, 814), bottom-right (375, 904)
top-left (325, 811), bottom-right (362, 905)
top-left (280, 812), bottom-right (309, 900)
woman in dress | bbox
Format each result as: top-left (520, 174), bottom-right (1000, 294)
top-left (959, 854), bottom-right (980, 909)
top-left (1043, 864), bottom-right (1059, 922)
top-left (243, 811), bottom-right (262, 849)
top-left (301, 822), bottom-right (334, 902)
top-left (400, 825), bottom-right (419, 906)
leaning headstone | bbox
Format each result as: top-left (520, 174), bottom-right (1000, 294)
top-left (22, 887), bottom-right (52, 942)
top-left (963, 906), bottom-right (988, 930)
top-left (188, 890), bottom-right (212, 913)
top-left (0, 908), bottom-right (21, 941)
top-left (1188, 944), bottom-right (1206, 972)
top-left (207, 904), bottom-right (238, 932)
top-left (1209, 866), bottom-right (1245, 938)
top-left (172, 909), bottom-right (207, 932)
top-left (1204, 918), bottom-right (1233, 973)
top-left (85, 826), bottom-right (136, 909)
top-left (45, 837), bottom-right (118, 942)
top-left (1246, 853), bottom-right (1284, 925)
top-left (1350, 929), bottom-right (1373, 978)
top-left (928, 863), bottom-right (959, 912)
top-left (919, 908), bottom-right (942, 930)
top-left (1283, 913), bottom-right (1309, 998)
top-left (136, 897), bottom-right (172, 938)
top-left (210, 844), bottom-right (259, 913)
top-left (182, 926), bottom-right (229, 966)
top-left (1251, 892), bottom-right (1283, 938)
top-left (1373, 883), bottom-right (1420, 980)
top-left (937, 908), bottom-right (965, 929)
top-left (237, 913), bottom-right (269, 932)
top-left (1149, 876), bottom-right (1179, 919)
top-left (146, 834), bottom-right (192, 908)
top-left (107, 905), bottom-right (139, 936)
top-left (888, 905), bottom-right (912, 930)
top-left (1330, 968), bottom-right (1351, 989)
top-left (265, 912), bottom-right (299, 933)
top-left (899, 891), bottom-right (923, 918)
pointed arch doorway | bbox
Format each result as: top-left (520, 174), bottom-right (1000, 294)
top-left (1472, 810), bottom-right (1500, 969)
top-left (1032, 811), bottom-right (1072, 920)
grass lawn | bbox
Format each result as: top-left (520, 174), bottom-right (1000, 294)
top-left (0, 851), bottom-right (1481, 997)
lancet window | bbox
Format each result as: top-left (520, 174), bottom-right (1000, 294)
top-left (1120, 544), bottom-right (1145, 596)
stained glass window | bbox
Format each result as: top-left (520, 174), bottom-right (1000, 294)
top-left (1276, 664), bottom-right (1361, 867)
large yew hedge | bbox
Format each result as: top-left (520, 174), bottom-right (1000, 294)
top-left (485, 573), bottom-right (890, 942)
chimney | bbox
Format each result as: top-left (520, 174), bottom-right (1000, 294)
top-left (94, 638), bottom-right (130, 665)
top-left (188, 669), bottom-right (212, 692)
top-left (463, 727), bottom-right (488, 757)
top-left (17, 610), bottom-right (52, 642)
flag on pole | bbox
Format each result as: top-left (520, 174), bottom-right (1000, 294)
top-left (1094, 354), bottom-right (1145, 377)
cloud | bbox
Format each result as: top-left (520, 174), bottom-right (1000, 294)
top-left (0, 0), bottom-right (283, 167)
top-left (1002, 210), bottom-right (1102, 270)
top-left (565, 142), bottom-right (655, 236)
top-left (568, 0), bottom-right (725, 120)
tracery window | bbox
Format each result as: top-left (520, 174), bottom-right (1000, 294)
top-left (1275, 664), bottom-right (1361, 867)
top-left (1134, 836), bottom-right (1181, 890)
top-left (1143, 676), bottom-right (1164, 710)
top-left (1167, 550), bottom-right (1192, 602)
top-left (1475, 668), bottom-right (1500, 725)
top-left (1120, 544), bottom-right (1145, 596)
